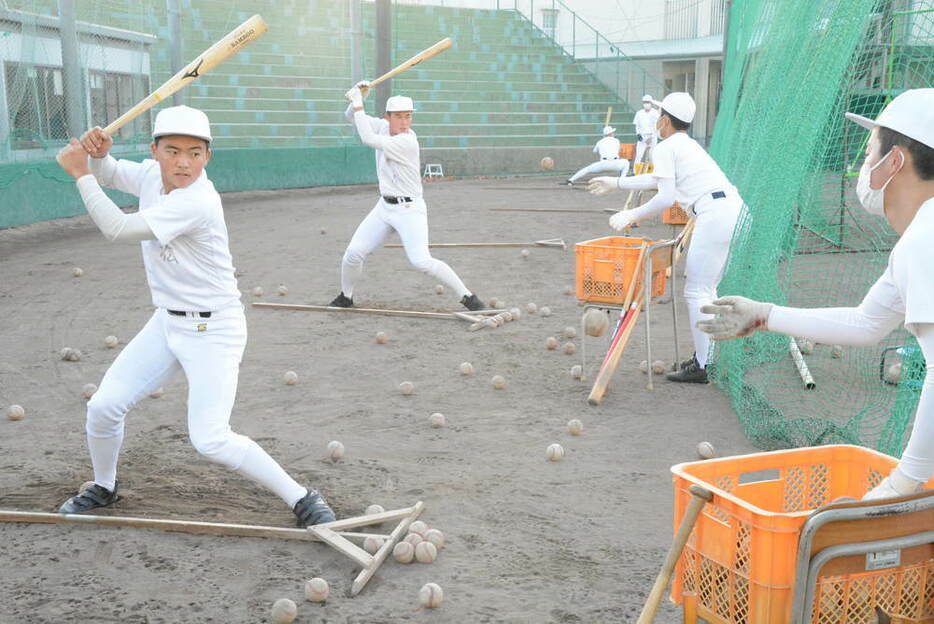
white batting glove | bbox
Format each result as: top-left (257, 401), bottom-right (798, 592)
top-left (588, 176), bottom-right (618, 196)
top-left (863, 468), bottom-right (924, 500)
top-left (344, 86), bottom-right (363, 108)
top-left (696, 296), bottom-right (773, 340)
top-left (354, 80), bottom-right (372, 98)
top-left (608, 210), bottom-right (636, 231)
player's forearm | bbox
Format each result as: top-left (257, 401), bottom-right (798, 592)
top-left (628, 179), bottom-right (675, 221)
top-left (897, 324), bottom-right (934, 482)
top-left (76, 175), bottom-right (154, 242)
top-left (88, 155), bottom-right (119, 188)
top-left (353, 110), bottom-right (387, 150)
top-left (615, 173), bottom-right (657, 191)
top-left (767, 302), bottom-right (902, 346)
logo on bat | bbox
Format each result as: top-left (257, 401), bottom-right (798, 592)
top-left (183, 59), bottom-right (204, 79)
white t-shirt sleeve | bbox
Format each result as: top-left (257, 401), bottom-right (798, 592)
top-left (651, 140), bottom-right (675, 179)
top-left (140, 190), bottom-right (211, 247)
top-left (89, 155), bottom-right (147, 196)
top-left (891, 234), bottom-right (934, 331)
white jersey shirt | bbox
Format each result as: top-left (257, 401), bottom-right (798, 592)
top-left (651, 132), bottom-right (738, 207)
top-left (634, 108), bottom-right (660, 137)
top-left (90, 156), bottom-right (241, 312)
top-left (347, 105), bottom-right (423, 199)
top-left (594, 136), bottom-right (621, 159)
top-left (863, 198), bottom-right (934, 336)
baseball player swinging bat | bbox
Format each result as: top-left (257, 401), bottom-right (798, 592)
top-left (102, 14), bottom-right (268, 135)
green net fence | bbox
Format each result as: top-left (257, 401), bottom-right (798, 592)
top-left (709, 0), bottom-right (934, 454)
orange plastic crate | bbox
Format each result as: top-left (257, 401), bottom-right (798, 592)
top-left (575, 236), bottom-right (671, 305)
top-left (619, 143), bottom-right (636, 160)
top-left (670, 445), bottom-right (934, 624)
top-left (663, 201), bottom-right (690, 225)
top-left (633, 162), bottom-right (654, 175)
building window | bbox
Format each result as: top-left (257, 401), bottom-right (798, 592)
top-left (541, 9), bottom-right (558, 39)
top-left (4, 62), bottom-right (67, 150)
top-left (88, 70), bottom-right (151, 141)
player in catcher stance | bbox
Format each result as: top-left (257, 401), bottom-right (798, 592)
top-left (53, 106), bottom-right (336, 526)
top-left (564, 125), bottom-right (630, 185)
top-left (698, 89), bottom-right (934, 499)
top-left (589, 92), bottom-right (744, 384)
top-left (328, 81), bottom-right (486, 311)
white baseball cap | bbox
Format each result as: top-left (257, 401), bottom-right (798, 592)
top-left (603, 125), bottom-right (616, 136)
top-left (153, 105), bottom-right (212, 143)
top-left (642, 94), bottom-right (653, 102)
top-left (652, 92), bottom-right (696, 124)
top-left (845, 89), bottom-right (934, 150)
top-left (385, 95), bottom-right (415, 113)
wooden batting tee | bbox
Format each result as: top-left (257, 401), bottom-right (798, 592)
top-left (0, 501), bottom-right (424, 596)
top-left (102, 15), bottom-right (268, 134)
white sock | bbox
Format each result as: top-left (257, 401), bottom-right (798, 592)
top-left (686, 298), bottom-right (712, 368)
top-left (340, 259), bottom-right (364, 299)
top-left (87, 432), bottom-right (123, 492)
top-left (425, 258), bottom-right (471, 299)
top-left (235, 439), bottom-right (308, 508)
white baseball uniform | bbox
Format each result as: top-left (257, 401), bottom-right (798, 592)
top-left (767, 197), bottom-right (934, 485)
top-left (633, 107), bottom-right (660, 165)
top-left (617, 131), bottom-right (744, 367)
top-left (568, 136), bottom-right (630, 182)
top-left (340, 105), bottom-right (471, 299)
top-left (72, 157), bottom-right (309, 508)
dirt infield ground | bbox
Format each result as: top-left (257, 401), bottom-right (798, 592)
top-left (0, 176), bottom-right (755, 623)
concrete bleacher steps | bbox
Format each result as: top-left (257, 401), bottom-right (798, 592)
top-left (160, 0), bottom-right (629, 172)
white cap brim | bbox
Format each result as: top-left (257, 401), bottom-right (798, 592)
top-left (844, 112), bottom-right (877, 131)
top-left (650, 99), bottom-right (664, 109)
top-left (153, 132), bottom-right (212, 143)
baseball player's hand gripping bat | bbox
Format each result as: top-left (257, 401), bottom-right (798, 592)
top-left (636, 485), bottom-right (713, 624)
top-left (367, 38), bottom-right (452, 88)
top-left (102, 15), bottom-right (268, 135)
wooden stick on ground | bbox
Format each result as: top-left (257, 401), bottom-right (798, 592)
top-left (488, 208), bottom-right (609, 214)
top-left (384, 238), bottom-right (566, 250)
top-left (0, 508), bottom-right (399, 542)
top-left (252, 302), bottom-right (499, 320)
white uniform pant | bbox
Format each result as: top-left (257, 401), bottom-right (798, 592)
top-left (635, 135), bottom-right (655, 166)
top-left (85, 307), bottom-right (307, 507)
top-left (341, 197), bottom-right (470, 299)
top-left (569, 158), bottom-right (630, 183)
top-left (683, 195), bottom-right (744, 368)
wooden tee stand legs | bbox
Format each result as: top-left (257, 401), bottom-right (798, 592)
top-left (0, 501), bottom-right (424, 597)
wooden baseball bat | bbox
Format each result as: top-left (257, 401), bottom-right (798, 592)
top-left (102, 15), bottom-right (268, 135)
top-left (368, 37), bottom-right (452, 87)
top-left (604, 106), bottom-right (613, 126)
top-left (636, 485), bottom-right (713, 624)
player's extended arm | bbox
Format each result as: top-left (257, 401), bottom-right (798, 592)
top-left (607, 177), bottom-right (676, 231)
top-left (588, 173), bottom-right (657, 195)
top-left (76, 175), bottom-right (155, 242)
top-left (865, 322), bottom-right (933, 499)
top-left (698, 277), bottom-right (903, 344)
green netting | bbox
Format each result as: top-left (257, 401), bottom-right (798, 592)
top-left (709, 0), bottom-right (934, 454)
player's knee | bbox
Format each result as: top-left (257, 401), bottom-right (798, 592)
top-left (85, 392), bottom-right (127, 437)
top-left (408, 255), bottom-right (435, 273)
top-left (343, 247), bottom-right (367, 267)
top-left (189, 430), bottom-right (241, 467)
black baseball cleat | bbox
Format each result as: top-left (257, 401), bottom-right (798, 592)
top-left (328, 292), bottom-right (353, 308)
top-left (293, 489), bottom-right (336, 527)
top-left (560, 179), bottom-right (574, 186)
top-left (58, 481), bottom-right (119, 514)
top-left (677, 354), bottom-right (697, 371)
top-left (666, 356), bottom-right (708, 384)
top-left (461, 293), bottom-right (486, 311)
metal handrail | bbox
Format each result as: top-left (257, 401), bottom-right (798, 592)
top-left (497, 0), bottom-right (665, 111)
